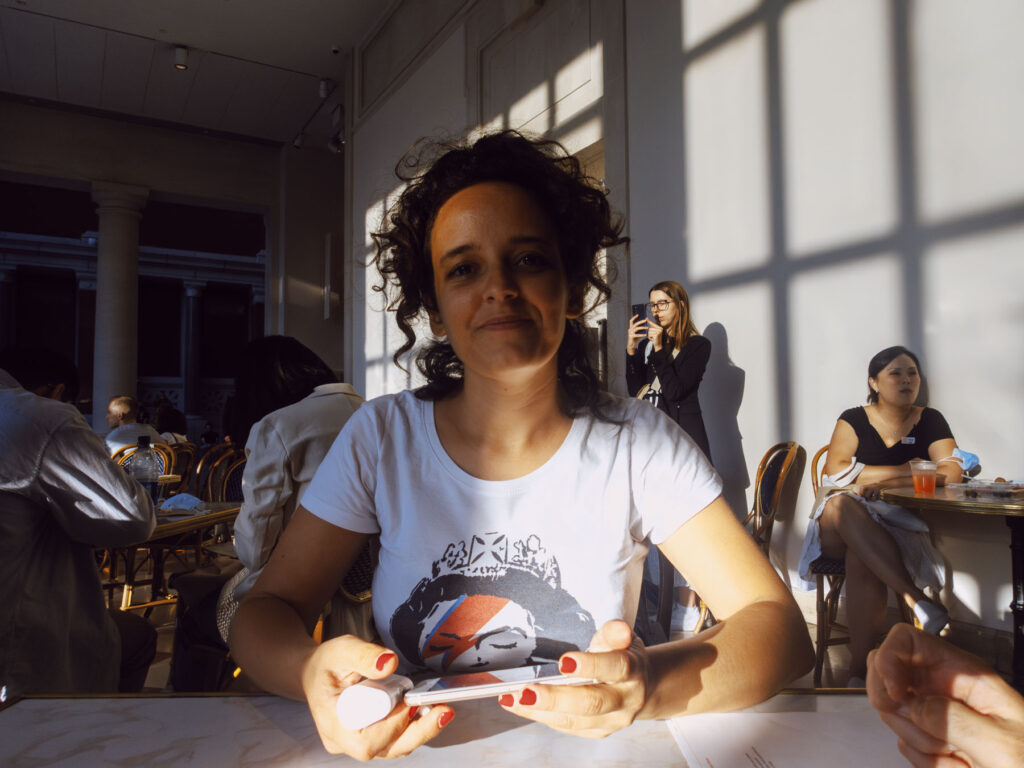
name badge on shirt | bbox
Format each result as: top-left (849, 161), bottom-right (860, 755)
top-left (901, 437), bottom-right (915, 445)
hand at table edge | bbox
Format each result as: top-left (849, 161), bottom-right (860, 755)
top-left (301, 634), bottom-right (454, 760)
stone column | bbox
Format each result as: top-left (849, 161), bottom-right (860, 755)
top-left (75, 273), bottom-right (97, 411)
top-left (183, 280), bottom-right (205, 416)
top-left (91, 182), bottom-right (148, 431)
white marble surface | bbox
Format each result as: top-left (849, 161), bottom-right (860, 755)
top-left (0, 692), bottom-right (881, 767)
top-left (0, 694), bottom-right (685, 767)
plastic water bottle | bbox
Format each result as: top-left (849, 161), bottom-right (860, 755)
top-left (130, 435), bottom-right (161, 504)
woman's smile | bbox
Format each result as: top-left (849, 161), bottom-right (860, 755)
top-left (429, 181), bottom-right (579, 382)
top-left (478, 313), bottom-right (532, 331)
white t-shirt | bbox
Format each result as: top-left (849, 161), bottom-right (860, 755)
top-left (302, 390), bottom-right (721, 675)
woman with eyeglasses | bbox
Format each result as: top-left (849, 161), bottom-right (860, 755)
top-left (626, 281), bottom-right (711, 460)
top-left (626, 281), bottom-right (712, 633)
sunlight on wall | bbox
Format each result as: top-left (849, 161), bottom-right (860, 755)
top-left (781, 0), bottom-right (897, 256)
top-left (923, 224), bottom-right (1024, 478)
top-left (360, 195), bottom-right (385, 396)
top-left (511, 81), bottom-right (552, 133)
top-left (683, 0), bottom-right (759, 51)
top-left (691, 281), bottom-right (776, 512)
top-left (789, 255), bottom-right (903, 447)
top-left (685, 27), bottom-right (770, 280)
top-left (914, 0), bottom-right (1024, 222)
top-left (928, 512), bottom-right (1013, 627)
top-left (512, 42), bottom-right (604, 148)
top-left (285, 276), bottom-right (323, 303)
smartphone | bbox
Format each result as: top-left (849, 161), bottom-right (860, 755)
top-left (631, 302), bottom-right (649, 322)
top-left (403, 663), bottom-right (597, 706)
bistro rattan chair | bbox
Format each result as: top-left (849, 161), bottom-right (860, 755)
top-left (113, 441), bottom-right (173, 474)
top-left (193, 442), bottom-right (237, 501)
top-left (167, 441), bottom-right (199, 495)
top-left (697, 441), bottom-right (802, 632)
top-left (808, 444), bottom-right (850, 685)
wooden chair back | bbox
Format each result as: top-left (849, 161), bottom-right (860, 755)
top-left (214, 455), bottom-right (247, 503)
top-left (743, 441), bottom-right (801, 555)
top-left (115, 442), bottom-right (173, 475)
top-left (205, 447), bottom-right (243, 502)
top-left (169, 441), bottom-right (198, 475)
top-left (167, 442), bottom-right (199, 495)
top-left (193, 442), bottom-right (235, 499)
top-left (811, 444), bottom-right (829, 495)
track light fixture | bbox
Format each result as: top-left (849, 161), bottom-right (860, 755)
top-left (174, 45), bottom-right (189, 71)
top-left (327, 131), bottom-right (345, 153)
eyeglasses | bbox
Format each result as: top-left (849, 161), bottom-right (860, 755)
top-left (647, 300), bottom-right (672, 311)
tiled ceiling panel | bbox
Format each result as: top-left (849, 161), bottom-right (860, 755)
top-left (100, 32), bottom-right (153, 115)
top-left (2, 8), bottom-right (57, 98)
top-left (220, 62), bottom-right (293, 138)
top-left (257, 69), bottom-right (321, 143)
top-left (0, 1), bottom-right (390, 144)
top-left (54, 17), bottom-right (104, 107)
top-left (142, 45), bottom-right (198, 124)
top-left (180, 52), bottom-right (247, 133)
top-left (0, 13), bottom-right (10, 88)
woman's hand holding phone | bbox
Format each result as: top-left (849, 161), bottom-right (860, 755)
top-left (301, 634), bottom-right (454, 760)
top-left (498, 619), bottom-right (651, 738)
top-left (626, 312), bottom-right (650, 356)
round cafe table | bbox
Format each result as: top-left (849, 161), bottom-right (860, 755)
top-left (880, 485), bottom-right (1024, 691)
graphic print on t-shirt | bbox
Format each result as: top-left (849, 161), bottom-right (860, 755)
top-left (389, 532), bottom-right (595, 674)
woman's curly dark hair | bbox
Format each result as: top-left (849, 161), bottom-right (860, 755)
top-left (372, 130), bottom-right (626, 413)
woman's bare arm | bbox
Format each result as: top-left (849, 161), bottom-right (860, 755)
top-left (643, 496), bottom-right (813, 717)
top-left (229, 506), bottom-right (368, 700)
top-left (823, 419), bottom-right (910, 485)
top-left (823, 420), bottom-right (961, 489)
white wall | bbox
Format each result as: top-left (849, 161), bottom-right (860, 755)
top-left (624, 0), bottom-right (1024, 632)
top-left (347, 26), bottom-right (469, 400)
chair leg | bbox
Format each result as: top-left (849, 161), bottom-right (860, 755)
top-left (814, 574), bottom-right (827, 686)
top-left (121, 548), bottom-right (136, 610)
top-left (655, 549), bottom-right (674, 639)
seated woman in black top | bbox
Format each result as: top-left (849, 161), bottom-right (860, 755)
top-left (799, 346), bottom-right (961, 686)
top-left (625, 280), bottom-right (711, 458)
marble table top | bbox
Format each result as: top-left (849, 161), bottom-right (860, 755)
top-left (0, 693), bottom-right (685, 767)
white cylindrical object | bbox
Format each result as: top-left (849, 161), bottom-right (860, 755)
top-left (336, 675), bottom-right (413, 731)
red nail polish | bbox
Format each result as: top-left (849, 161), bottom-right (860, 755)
top-left (408, 706), bottom-right (418, 720)
top-left (438, 710), bottom-right (455, 728)
top-left (375, 652), bottom-right (395, 672)
top-left (498, 693), bottom-right (514, 707)
top-left (560, 656), bottom-right (577, 674)
top-left (519, 688), bottom-right (537, 706)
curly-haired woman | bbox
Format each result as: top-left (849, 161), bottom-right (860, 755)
top-left (229, 131), bottom-right (812, 760)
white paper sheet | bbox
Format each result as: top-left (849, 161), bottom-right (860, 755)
top-left (669, 710), bottom-right (904, 768)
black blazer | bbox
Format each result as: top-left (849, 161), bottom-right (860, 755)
top-left (626, 335), bottom-right (711, 459)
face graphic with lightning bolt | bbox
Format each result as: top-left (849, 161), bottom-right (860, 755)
top-left (389, 532), bottom-right (594, 673)
top-left (418, 594), bottom-right (538, 673)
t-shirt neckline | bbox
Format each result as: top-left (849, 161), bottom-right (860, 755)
top-left (419, 395), bottom-right (586, 495)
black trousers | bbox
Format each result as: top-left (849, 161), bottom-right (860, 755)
top-left (108, 608), bottom-right (157, 692)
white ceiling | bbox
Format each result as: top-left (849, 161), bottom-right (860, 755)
top-left (0, 0), bottom-right (391, 145)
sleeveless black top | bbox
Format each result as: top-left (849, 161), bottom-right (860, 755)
top-left (839, 406), bottom-right (954, 465)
